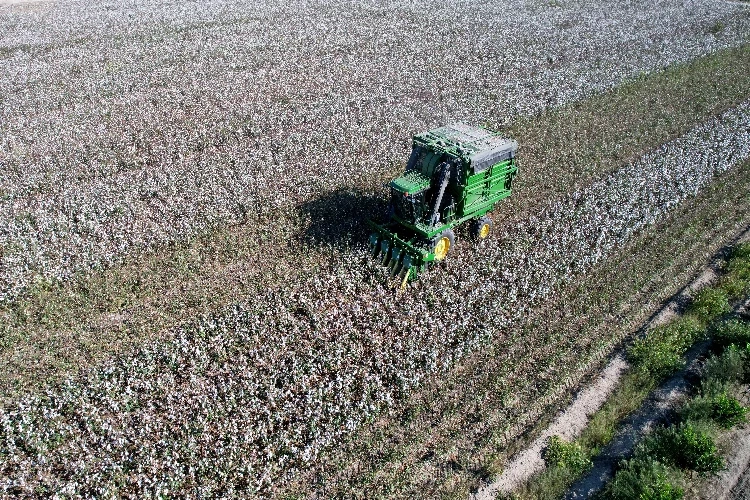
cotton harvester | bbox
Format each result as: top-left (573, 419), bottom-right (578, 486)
top-left (368, 122), bottom-right (518, 288)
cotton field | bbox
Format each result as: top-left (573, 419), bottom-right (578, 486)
top-left (1, 0), bottom-right (749, 301)
top-left (2, 99), bottom-right (749, 495)
top-left (2, 0), bottom-right (750, 497)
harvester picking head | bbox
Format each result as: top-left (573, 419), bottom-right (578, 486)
top-left (367, 220), bottom-right (435, 290)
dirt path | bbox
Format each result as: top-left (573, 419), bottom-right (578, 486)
top-left (474, 226), bottom-right (750, 499)
top-left (699, 422), bottom-right (750, 499)
top-left (474, 356), bottom-right (628, 499)
top-left (728, 449), bottom-right (750, 500)
top-left (564, 342), bottom-right (707, 499)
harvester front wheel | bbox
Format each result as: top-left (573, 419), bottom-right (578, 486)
top-left (431, 229), bottom-right (455, 261)
top-left (471, 216), bottom-right (493, 241)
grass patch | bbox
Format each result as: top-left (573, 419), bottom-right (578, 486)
top-left (718, 243), bottom-right (750, 299)
top-left (688, 288), bottom-right (731, 324)
top-left (712, 318), bottom-right (750, 351)
top-left (682, 390), bottom-right (747, 429)
top-left (506, 437), bottom-right (593, 500)
top-left (702, 343), bottom-right (748, 385)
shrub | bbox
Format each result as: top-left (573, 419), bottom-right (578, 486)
top-left (682, 391), bottom-right (747, 428)
top-left (542, 436), bottom-right (592, 476)
top-left (709, 392), bottom-right (747, 428)
top-left (628, 317), bottom-right (704, 378)
top-left (643, 422), bottom-right (724, 474)
top-left (718, 274), bottom-right (750, 300)
top-left (719, 244), bottom-right (750, 299)
top-left (688, 288), bottom-right (730, 324)
top-left (728, 243), bottom-right (750, 271)
top-left (606, 457), bottom-right (684, 500)
top-left (711, 318), bottom-right (750, 351)
top-left (703, 343), bottom-right (747, 384)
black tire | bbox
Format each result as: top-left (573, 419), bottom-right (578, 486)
top-left (471, 216), bottom-right (493, 241)
top-left (430, 228), bottom-right (455, 261)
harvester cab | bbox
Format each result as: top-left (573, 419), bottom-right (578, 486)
top-left (368, 122), bottom-right (518, 289)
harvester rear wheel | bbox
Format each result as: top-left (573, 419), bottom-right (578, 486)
top-left (431, 229), bottom-right (455, 261)
top-left (471, 216), bottom-right (493, 241)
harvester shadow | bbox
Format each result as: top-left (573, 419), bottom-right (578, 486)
top-left (299, 188), bottom-right (389, 251)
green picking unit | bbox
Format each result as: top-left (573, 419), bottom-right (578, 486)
top-left (368, 122), bottom-right (518, 287)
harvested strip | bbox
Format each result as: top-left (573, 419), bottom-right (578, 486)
top-left (2, 102), bottom-right (749, 495)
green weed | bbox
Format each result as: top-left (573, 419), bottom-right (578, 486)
top-left (682, 391), bottom-right (747, 429)
top-left (703, 343), bottom-right (747, 384)
top-left (688, 288), bottom-right (730, 324)
top-left (711, 319), bottom-right (750, 351)
top-left (719, 244), bottom-right (750, 298)
top-left (605, 457), bottom-right (684, 500)
top-left (627, 316), bottom-right (703, 378)
top-left (543, 436), bottom-right (592, 475)
top-left (642, 422), bottom-right (724, 475)
top-left (708, 21), bottom-right (725, 35)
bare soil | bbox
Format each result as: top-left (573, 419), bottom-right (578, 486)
top-left (697, 422), bottom-right (750, 499)
top-left (729, 455), bottom-right (750, 500)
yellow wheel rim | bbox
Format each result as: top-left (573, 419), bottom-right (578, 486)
top-left (433, 237), bottom-right (450, 261)
top-left (479, 223), bottom-right (490, 239)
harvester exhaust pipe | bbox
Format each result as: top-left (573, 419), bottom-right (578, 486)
top-left (429, 162), bottom-right (451, 227)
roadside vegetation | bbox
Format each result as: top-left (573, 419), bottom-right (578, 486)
top-left (604, 316), bottom-right (750, 499)
top-left (507, 243), bottom-right (750, 499)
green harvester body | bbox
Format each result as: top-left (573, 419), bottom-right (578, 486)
top-left (369, 123), bottom-right (518, 284)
